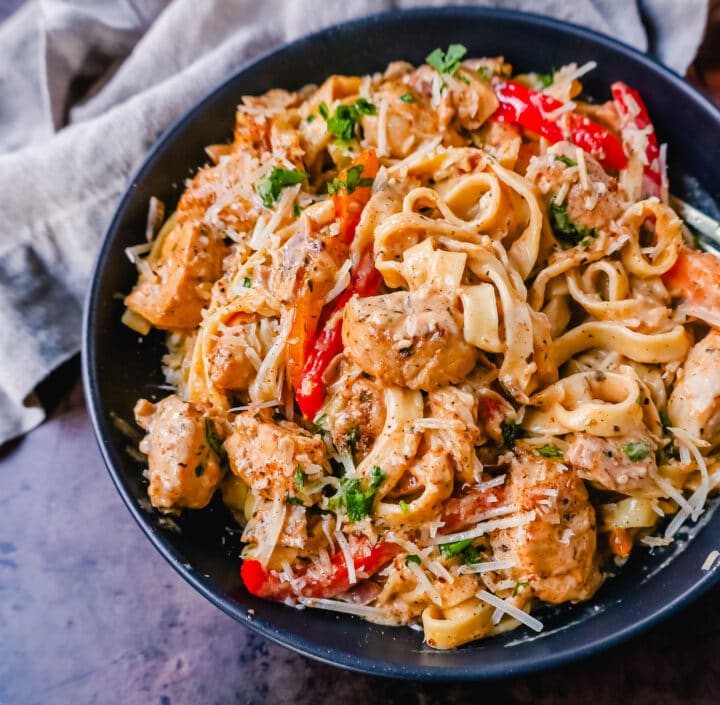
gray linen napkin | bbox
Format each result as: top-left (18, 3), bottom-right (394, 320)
top-left (0, 0), bottom-right (708, 445)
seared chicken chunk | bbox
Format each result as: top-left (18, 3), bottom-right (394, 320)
top-left (491, 451), bottom-right (602, 603)
top-left (325, 358), bottom-right (387, 456)
top-left (566, 433), bottom-right (660, 495)
top-left (528, 142), bottom-right (623, 233)
top-left (668, 330), bottom-right (720, 448)
top-left (125, 221), bottom-right (228, 330)
top-left (134, 395), bottom-right (224, 511)
top-left (342, 289), bottom-right (479, 391)
top-left (225, 413), bottom-right (326, 499)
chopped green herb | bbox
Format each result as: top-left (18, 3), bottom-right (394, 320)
top-left (405, 554), bottom-right (422, 566)
top-left (537, 444), bottom-right (563, 458)
top-left (536, 70), bottom-right (555, 88)
top-left (317, 98), bottom-right (377, 145)
top-left (426, 43), bottom-right (468, 79)
top-left (512, 581), bottom-right (530, 596)
top-left (194, 462), bottom-right (205, 477)
top-left (204, 418), bottom-right (228, 465)
top-left (501, 419), bottom-right (523, 449)
top-left (439, 539), bottom-right (479, 564)
top-left (399, 499), bottom-right (410, 513)
top-left (345, 426), bottom-right (361, 452)
top-left (660, 409), bottom-right (672, 434)
top-left (306, 114), bottom-right (315, 123)
top-left (286, 495), bottom-right (304, 506)
top-left (554, 154), bottom-right (577, 167)
top-left (548, 201), bottom-right (599, 246)
top-left (294, 465), bottom-right (305, 489)
top-left (477, 65), bottom-right (494, 81)
top-left (257, 167), bottom-right (308, 208)
top-left (242, 276), bottom-right (252, 288)
top-left (400, 93), bottom-right (415, 103)
top-left (313, 413), bottom-right (328, 433)
top-left (327, 164), bottom-right (374, 195)
top-left (623, 441), bottom-right (651, 461)
top-left (328, 465), bottom-right (385, 521)
top-left (439, 539), bottom-right (473, 559)
top-left (293, 203), bottom-right (303, 217)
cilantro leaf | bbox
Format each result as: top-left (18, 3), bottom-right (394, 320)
top-left (426, 43), bottom-right (467, 78)
top-left (512, 581), bottom-right (530, 596)
top-left (294, 465), bottom-right (305, 489)
top-left (501, 419), bottom-right (523, 449)
top-left (257, 167), bottom-right (308, 208)
top-left (286, 495), bottom-right (304, 506)
top-left (405, 554), bottom-right (421, 566)
top-left (477, 66), bottom-right (494, 81)
top-left (537, 444), bottom-right (563, 458)
top-left (554, 154), bottom-right (577, 167)
top-left (204, 418), bottom-right (227, 465)
top-left (328, 465), bottom-right (385, 521)
top-left (194, 462), bottom-right (205, 477)
top-left (242, 276), bottom-right (252, 288)
top-left (623, 441), bottom-right (651, 461)
top-left (399, 499), bottom-right (410, 513)
top-left (548, 201), bottom-right (599, 246)
top-left (318, 98), bottom-right (377, 145)
top-left (400, 93), bottom-right (415, 103)
top-left (536, 70), bottom-right (555, 88)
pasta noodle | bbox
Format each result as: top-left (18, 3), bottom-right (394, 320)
top-left (123, 47), bottom-right (720, 650)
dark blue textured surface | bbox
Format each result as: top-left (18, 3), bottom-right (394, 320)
top-left (83, 7), bottom-right (720, 681)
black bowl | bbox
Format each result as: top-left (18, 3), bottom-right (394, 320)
top-left (83, 7), bottom-right (720, 680)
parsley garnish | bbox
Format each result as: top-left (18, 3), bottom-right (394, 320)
top-left (548, 201), bottom-right (599, 247)
top-left (512, 581), bottom-right (530, 596)
top-left (194, 462), bottom-right (205, 477)
top-left (554, 154), bottom-right (577, 167)
top-left (293, 203), bottom-right (303, 217)
top-left (326, 164), bottom-right (374, 195)
top-left (660, 409), bottom-right (672, 435)
top-left (318, 98), bottom-right (376, 145)
top-left (204, 418), bottom-right (227, 465)
top-left (286, 495), bottom-right (304, 506)
top-left (405, 554), bottom-right (422, 566)
top-left (501, 419), bottom-right (523, 449)
top-left (399, 499), bottom-right (410, 513)
top-left (256, 167), bottom-right (307, 208)
top-left (313, 413), bottom-right (328, 433)
top-left (477, 66), bottom-right (494, 81)
top-left (306, 114), bottom-right (315, 123)
top-left (294, 465), bottom-right (305, 489)
top-left (623, 441), bottom-right (651, 461)
top-left (400, 93), bottom-right (414, 103)
top-left (242, 276), bottom-right (252, 288)
top-left (439, 539), bottom-right (479, 564)
top-left (328, 465), bottom-right (385, 521)
top-left (345, 426), bottom-right (361, 453)
top-left (426, 43), bottom-right (468, 80)
top-left (537, 444), bottom-right (563, 458)
top-left (536, 70), bottom-right (555, 88)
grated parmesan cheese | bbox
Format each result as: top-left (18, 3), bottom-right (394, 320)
top-left (435, 511), bottom-right (536, 545)
top-left (298, 597), bottom-right (391, 620)
top-left (334, 531), bottom-right (357, 585)
top-left (323, 259), bottom-right (352, 305)
top-left (477, 590), bottom-right (543, 632)
top-left (458, 559), bottom-right (516, 575)
top-left (702, 550), bottom-right (719, 571)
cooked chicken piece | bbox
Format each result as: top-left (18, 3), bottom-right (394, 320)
top-left (225, 413), bottom-right (326, 499)
top-left (528, 142), bottom-right (623, 234)
top-left (404, 64), bottom-right (499, 131)
top-left (134, 395), bottom-right (224, 511)
top-left (125, 220), bottom-right (228, 330)
top-left (343, 289), bottom-right (479, 391)
top-left (491, 451), bottom-right (602, 603)
top-left (668, 330), bottom-right (720, 448)
top-left (206, 316), bottom-right (259, 391)
top-left (325, 358), bottom-right (387, 457)
top-left (566, 433), bottom-right (660, 495)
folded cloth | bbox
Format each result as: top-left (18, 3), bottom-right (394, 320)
top-left (0, 0), bottom-right (708, 445)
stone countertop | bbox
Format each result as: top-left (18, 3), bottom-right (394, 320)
top-left (1, 376), bottom-right (720, 705)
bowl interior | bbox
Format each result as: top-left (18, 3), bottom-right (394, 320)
top-left (84, 7), bottom-right (720, 680)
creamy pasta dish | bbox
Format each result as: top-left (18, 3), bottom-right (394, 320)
top-left (123, 46), bottom-right (720, 648)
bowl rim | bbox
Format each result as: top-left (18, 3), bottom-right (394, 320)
top-left (82, 5), bottom-right (720, 681)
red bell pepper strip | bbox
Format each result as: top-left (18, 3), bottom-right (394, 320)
top-left (292, 150), bottom-right (381, 419)
top-left (241, 537), bottom-right (400, 601)
top-left (492, 80), bottom-right (627, 170)
top-left (611, 81), bottom-right (662, 197)
top-left (296, 248), bottom-right (381, 418)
